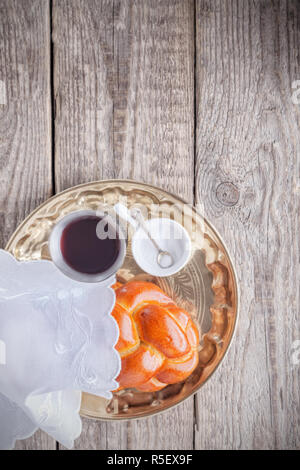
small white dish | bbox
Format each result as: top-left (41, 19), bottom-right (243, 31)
top-left (131, 217), bottom-right (192, 277)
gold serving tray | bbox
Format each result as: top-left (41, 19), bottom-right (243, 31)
top-left (6, 180), bottom-right (238, 420)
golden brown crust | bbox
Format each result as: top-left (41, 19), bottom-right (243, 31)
top-left (111, 281), bottom-right (200, 392)
top-left (134, 304), bottom-right (191, 359)
top-left (116, 343), bottom-right (164, 389)
top-left (112, 303), bottom-right (139, 355)
top-left (116, 281), bottom-right (175, 312)
top-left (156, 350), bottom-right (199, 384)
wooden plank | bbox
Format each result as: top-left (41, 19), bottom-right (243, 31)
top-left (53, 0), bottom-right (195, 449)
top-left (0, 0), bottom-right (55, 450)
top-left (52, 0), bottom-right (125, 450)
top-left (195, 0), bottom-right (300, 449)
top-left (115, 0), bottom-right (195, 450)
top-left (53, 0), bottom-right (115, 192)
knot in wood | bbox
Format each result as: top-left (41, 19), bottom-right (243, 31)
top-left (216, 182), bottom-right (239, 207)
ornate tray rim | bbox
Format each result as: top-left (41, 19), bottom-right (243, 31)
top-left (6, 179), bottom-right (239, 421)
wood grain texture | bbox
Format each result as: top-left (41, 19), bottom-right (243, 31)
top-left (2, 0), bottom-right (299, 451)
top-left (53, 0), bottom-right (195, 449)
top-left (195, 0), bottom-right (300, 450)
top-left (114, 0), bottom-right (195, 450)
top-left (53, 0), bottom-right (114, 192)
top-left (53, 0), bottom-right (125, 449)
top-left (0, 0), bottom-right (55, 449)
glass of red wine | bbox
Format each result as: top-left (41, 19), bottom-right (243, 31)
top-left (49, 210), bottom-right (126, 283)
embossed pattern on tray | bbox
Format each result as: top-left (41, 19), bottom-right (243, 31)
top-left (6, 180), bottom-right (238, 420)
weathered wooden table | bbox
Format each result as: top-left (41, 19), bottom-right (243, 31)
top-left (0, 0), bottom-right (299, 450)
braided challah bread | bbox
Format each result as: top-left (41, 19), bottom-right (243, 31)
top-left (112, 281), bottom-right (200, 392)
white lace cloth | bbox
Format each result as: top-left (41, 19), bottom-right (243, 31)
top-left (0, 250), bottom-right (120, 449)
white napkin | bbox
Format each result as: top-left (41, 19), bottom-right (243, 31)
top-left (0, 250), bottom-right (120, 449)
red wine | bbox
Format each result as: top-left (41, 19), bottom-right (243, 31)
top-left (60, 216), bottom-right (120, 274)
